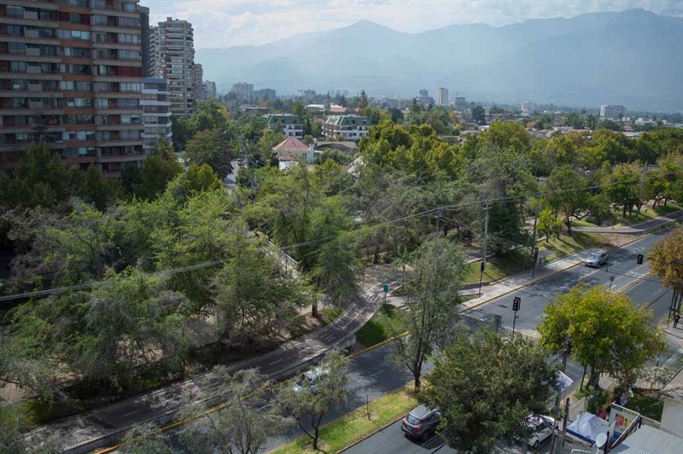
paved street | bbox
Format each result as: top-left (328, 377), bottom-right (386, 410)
top-left (465, 228), bottom-right (671, 336)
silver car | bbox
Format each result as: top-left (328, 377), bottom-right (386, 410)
top-left (585, 250), bottom-right (608, 267)
top-left (292, 367), bottom-right (329, 394)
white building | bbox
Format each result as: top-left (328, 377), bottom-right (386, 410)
top-left (600, 104), bottom-right (626, 120)
top-left (149, 18), bottom-right (196, 117)
top-left (141, 78), bottom-right (173, 152)
top-left (231, 82), bottom-right (253, 102)
top-left (322, 115), bottom-right (370, 141)
top-left (521, 101), bottom-right (538, 116)
top-left (437, 88), bottom-right (449, 106)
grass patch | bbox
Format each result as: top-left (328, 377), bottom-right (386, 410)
top-left (626, 393), bottom-right (664, 422)
top-left (538, 231), bottom-right (606, 262)
top-left (269, 382), bottom-right (418, 454)
top-left (462, 249), bottom-right (530, 284)
top-left (320, 307), bottom-right (344, 324)
top-left (653, 202), bottom-right (681, 216)
top-left (356, 304), bottom-right (400, 347)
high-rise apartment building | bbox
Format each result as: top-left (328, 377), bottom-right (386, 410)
top-left (437, 87), bottom-right (449, 106)
top-left (140, 77), bottom-right (172, 152)
top-left (600, 104), bottom-right (626, 120)
top-left (149, 17), bottom-right (194, 117)
top-left (203, 80), bottom-right (216, 98)
top-left (0, 0), bottom-right (147, 174)
top-left (192, 62), bottom-right (203, 100)
top-left (230, 81), bottom-right (252, 102)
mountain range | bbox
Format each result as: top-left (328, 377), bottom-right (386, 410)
top-left (196, 9), bottom-right (683, 112)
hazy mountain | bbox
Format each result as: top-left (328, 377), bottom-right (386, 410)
top-left (196, 9), bottom-right (683, 112)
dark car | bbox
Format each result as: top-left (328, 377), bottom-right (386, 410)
top-left (401, 405), bottom-right (441, 440)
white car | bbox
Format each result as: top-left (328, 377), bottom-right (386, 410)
top-left (527, 415), bottom-right (556, 450)
top-left (292, 367), bottom-right (329, 394)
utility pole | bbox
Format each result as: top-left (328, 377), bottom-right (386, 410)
top-left (531, 193), bottom-right (540, 278)
top-left (550, 335), bottom-right (571, 454)
top-left (479, 201), bottom-right (490, 297)
top-left (560, 397), bottom-right (571, 453)
top-left (636, 163), bottom-right (648, 221)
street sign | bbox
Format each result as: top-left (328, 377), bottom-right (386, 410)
top-left (383, 284), bottom-right (389, 293)
top-left (513, 296), bottom-right (521, 312)
top-left (637, 254), bottom-right (644, 265)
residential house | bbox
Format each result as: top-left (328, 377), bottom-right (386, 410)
top-left (322, 115), bottom-right (369, 141)
top-left (272, 137), bottom-right (314, 163)
top-left (266, 114), bottom-right (303, 138)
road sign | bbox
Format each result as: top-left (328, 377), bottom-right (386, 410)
top-left (383, 284), bottom-right (389, 293)
top-left (637, 254), bottom-right (644, 265)
top-left (513, 296), bottom-right (521, 312)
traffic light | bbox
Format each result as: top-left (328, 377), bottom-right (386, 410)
top-left (480, 261), bottom-right (486, 272)
top-left (512, 296), bottom-right (521, 312)
top-left (637, 254), bottom-right (644, 265)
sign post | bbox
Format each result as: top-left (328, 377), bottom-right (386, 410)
top-left (532, 247), bottom-right (539, 279)
top-left (383, 284), bottom-right (388, 305)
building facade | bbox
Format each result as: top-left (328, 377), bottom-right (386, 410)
top-left (0, 0), bottom-right (147, 174)
top-left (203, 79), bottom-right (215, 98)
top-left (437, 87), bottom-right (448, 106)
top-left (322, 115), bottom-right (369, 141)
top-left (149, 17), bottom-right (194, 117)
top-left (265, 114), bottom-right (302, 138)
top-left (192, 62), bottom-right (203, 100)
top-left (253, 87), bottom-right (275, 101)
top-left (230, 81), bottom-right (252, 102)
top-left (141, 77), bottom-right (171, 152)
top-left (600, 104), bottom-right (626, 120)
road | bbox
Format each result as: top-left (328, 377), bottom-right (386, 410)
top-left (466, 228), bottom-right (671, 335)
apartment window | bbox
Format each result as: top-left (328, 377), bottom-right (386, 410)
top-left (94, 32), bottom-right (107, 42)
top-left (120, 129), bottom-right (140, 140)
top-left (95, 98), bottom-right (109, 109)
top-left (10, 80), bottom-right (28, 90)
top-left (39, 11), bottom-right (56, 21)
top-left (8, 43), bottom-right (26, 55)
top-left (64, 146), bottom-right (95, 157)
top-left (58, 30), bottom-right (90, 41)
top-left (66, 114), bottom-right (94, 124)
top-left (60, 64), bottom-right (91, 75)
top-left (118, 98), bottom-right (139, 108)
top-left (6, 25), bottom-right (23, 36)
top-left (63, 130), bottom-right (96, 141)
top-left (38, 45), bottom-right (57, 56)
top-left (117, 50), bottom-right (140, 60)
top-left (120, 2), bottom-right (136, 12)
top-left (64, 98), bottom-right (93, 108)
top-left (120, 83), bottom-right (140, 93)
top-left (92, 14), bottom-right (108, 25)
top-left (94, 82), bottom-right (113, 92)
top-left (121, 114), bottom-right (141, 124)
top-left (10, 62), bottom-right (27, 73)
top-left (61, 47), bottom-right (90, 58)
top-left (7, 5), bottom-right (23, 18)
top-left (94, 49), bottom-right (112, 59)
top-left (117, 33), bottom-right (140, 44)
top-left (92, 0), bottom-right (106, 8)
top-left (118, 17), bottom-right (140, 28)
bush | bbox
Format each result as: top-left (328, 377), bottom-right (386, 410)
top-left (586, 388), bottom-right (609, 414)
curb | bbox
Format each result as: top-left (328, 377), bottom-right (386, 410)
top-left (335, 414), bottom-right (407, 454)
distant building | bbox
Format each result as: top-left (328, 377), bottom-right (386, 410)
top-left (297, 89), bottom-right (317, 98)
top-left (272, 137), bottom-right (314, 164)
top-left (204, 81), bottom-right (217, 99)
top-left (521, 102), bottom-right (538, 116)
top-left (455, 96), bottom-right (468, 108)
top-left (416, 89), bottom-right (434, 107)
top-left (253, 88), bottom-right (277, 101)
top-left (141, 78), bottom-right (173, 153)
top-left (240, 106), bottom-right (269, 114)
top-left (193, 64), bottom-right (205, 101)
top-left (265, 114), bottom-right (303, 138)
top-left (600, 104), bottom-right (626, 120)
top-left (322, 115), bottom-right (370, 141)
top-left (437, 88), bottom-right (449, 106)
top-left (231, 82), bottom-right (253, 102)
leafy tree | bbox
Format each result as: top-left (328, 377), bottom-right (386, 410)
top-left (177, 368), bottom-right (290, 454)
top-left (1, 406), bottom-right (64, 454)
top-left (184, 129), bottom-right (234, 180)
top-left (648, 227), bottom-right (683, 313)
top-left (278, 350), bottom-right (350, 450)
top-left (79, 164), bottom-right (119, 210)
top-left (599, 119), bottom-right (621, 131)
top-left (357, 89), bottom-right (369, 110)
top-left (586, 114), bottom-right (599, 130)
top-left (389, 107), bottom-right (404, 123)
top-left (478, 121), bottom-right (531, 155)
top-left (545, 165), bottom-right (589, 233)
top-left (420, 329), bottom-right (558, 453)
top-left (133, 155), bottom-right (183, 201)
top-left (603, 163), bottom-right (641, 218)
top-left (564, 112), bottom-right (584, 129)
top-left (118, 423), bottom-right (173, 454)
top-left (392, 238), bottom-right (465, 389)
top-left (470, 103), bottom-right (485, 123)
top-left (186, 99), bottom-right (230, 135)
top-left (171, 115), bottom-right (191, 152)
top-left (538, 284), bottom-right (665, 387)
top-left (537, 208), bottom-right (562, 242)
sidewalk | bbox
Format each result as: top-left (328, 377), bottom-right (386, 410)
top-left (26, 265), bottom-right (402, 454)
top-left (572, 209), bottom-right (683, 234)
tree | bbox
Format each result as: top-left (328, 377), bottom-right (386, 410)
top-left (537, 208), bottom-right (561, 242)
top-left (648, 227), bottom-right (683, 315)
top-left (471, 103), bottom-right (486, 123)
top-left (118, 423), bottom-right (173, 454)
top-left (1, 405), bottom-right (64, 454)
top-left (545, 165), bottom-right (589, 233)
top-left (389, 107), bottom-right (404, 123)
top-left (278, 350), bottom-right (350, 450)
top-left (420, 329), bottom-right (558, 453)
top-left (186, 99), bottom-right (230, 135)
top-left (79, 164), bottom-right (119, 210)
top-left (392, 238), bottom-right (465, 389)
top-left (177, 368), bottom-right (290, 454)
top-left (185, 129), bottom-right (234, 180)
top-left (357, 89), bottom-right (369, 110)
top-left (133, 155), bottom-right (183, 200)
top-left (565, 112), bottom-right (584, 129)
top-left (603, 163), bottom-right (641, 218)
top-left (538, 284), bottom-right (665, 387)
top-left (586, 114), bottom-right (599, 130)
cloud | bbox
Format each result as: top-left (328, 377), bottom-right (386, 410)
top-left (141, 0), bottom-right (683, 48)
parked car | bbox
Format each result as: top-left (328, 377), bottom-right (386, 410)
top-left (585, 250), bottom-right (608, 267)
top-left (292, 367), bottom-right (329, 394)
top-left (401, 405), bottom-right (441, 440)
top-left (527, 415), bottom-right (556, 450)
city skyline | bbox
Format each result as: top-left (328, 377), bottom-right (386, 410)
top-left (141, 0), bottom-right (683, 49)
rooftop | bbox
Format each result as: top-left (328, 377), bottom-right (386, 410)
top-left (266, 114), bottom-right (302, 125)
top-left (610, 425), bottom-right (683, 454)
top-left (273, 137), bottom-right (309, 153)
top-left (325, 115), bottom-right (369, 127)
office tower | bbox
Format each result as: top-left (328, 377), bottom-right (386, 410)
top-left (437, 87), bottom-right (449, 106)
top-left (230, 82), bottom-right (252, 102)
top-left (149, 17), bottom-right (195, 116)
top-left (0, 0), bottom-right (147, 174)
top-left (600, 104), bottom-right (626, 120)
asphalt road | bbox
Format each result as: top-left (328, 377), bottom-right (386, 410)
top-left (466, 229), bottom-right (671, 333)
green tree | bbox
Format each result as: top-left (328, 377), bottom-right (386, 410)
top-left (603, 163), bottom-right (641, 218)
top-left (277, 350), bottom-right (350, 450)
top-left (1, 406), bottom-right (64, 454)
top-left (184, 129), bottom-right (234, 180)
top-left (118, 423), bottom-right (173, 454)
top-left (79, 164), bottom-right (119, 210)
top-left (470, 104), bottom-right (485, 123)
top-left (186, 99), bottom-right (230, 135)
top-left (586, 114), bottom-right (599, 130)
top-left (357, 89), bottom-right (369, 110)
top-left (545, 165), bottom-right (589, 233)
top-left (564, 112), bottom-right (584, 129)
top-left (392, 238), bottom-right (465, 389)
top-left (420, 329), bottom-right (558, 453)
top-left (177, 368), bottom-right (290, 454)
top-left (537, 208), bottom-right (562, 242)
top-left (133, 155), bottom-right (183, 200)
top-left (648, 227), bottom-right (683, 314)
top-left (538, 284), bottom-right (665, 387)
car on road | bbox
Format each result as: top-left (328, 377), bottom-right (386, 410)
top-left (292, 367), bottom-right (328, 394)
top-left (527, 415), bottom-right (556, 450)
top-left (585, 250), bottom-right (608, 267)
top-left (401, 405), bottom-right (441, 440)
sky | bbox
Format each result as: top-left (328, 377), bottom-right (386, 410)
top-left (140, 0), bottom-right (683, 49)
